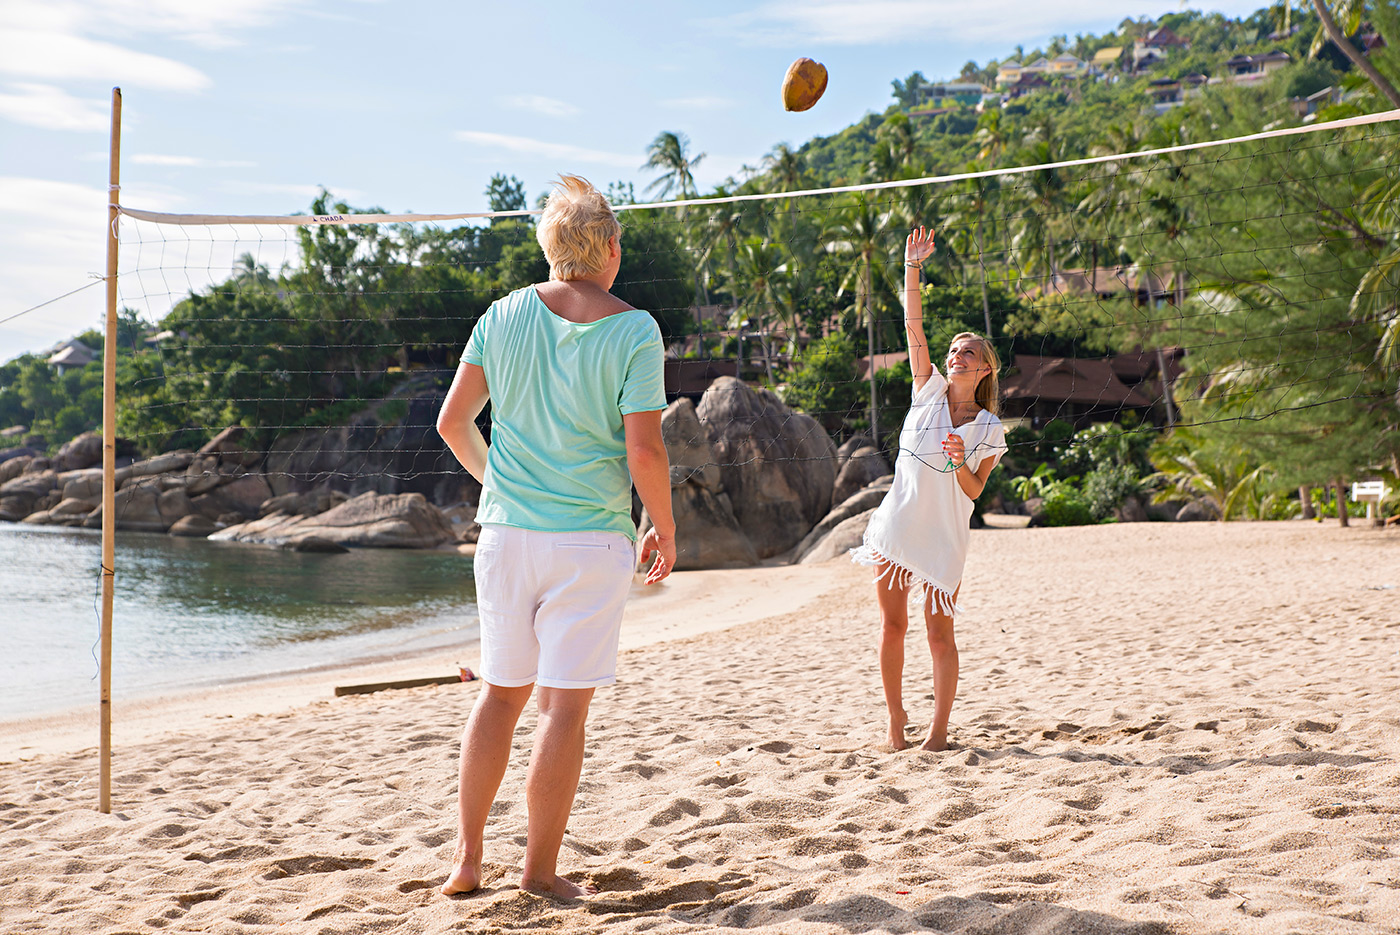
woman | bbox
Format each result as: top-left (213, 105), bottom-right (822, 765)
top-left (851, 226), bottom-right (1006, 752)
top-left (435, 174), bottom-right (676, 898)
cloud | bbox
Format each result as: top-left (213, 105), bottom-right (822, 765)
top-left (454, 131), bottom-right (638, 169)
top-left (132, 154), bottom-right (257, 168)
top-left (0, 83), bottom-right (109, 131)
top-left (0, 28), bottom-right (210, 90)
top-left (503, 94), bottom-right (581, 118)
top-left (6, 0), bottom-right (299, 49)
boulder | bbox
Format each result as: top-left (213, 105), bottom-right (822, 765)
top-left (53, 432), bottom-right (102, 471)
top-left (654, 397), bottom-right (758, 570)
top-left (157, 487), bottom-right (197, 526)
top-left (1147, 499), bottom-right (1186, 523)
top-left (211, 491), bottom-right (454, 549)
top-left (47, 497), bottom-right (100, 526)
top-left (0, 455), bottom-right (35, 484)
top-left (259, 487), bottom-right (349, 518)
top-left (1115, 495), bottom-right (1149, 523)
top-left (800, 508), bottom-right (879, 565)
top-left (0, 447), bottom-right (39, 470)
top-left (835, 435), bottom-right (874, 470)
top-left (60, 468), bottom-right (105, 502)
top-left (1175, 500), bottom-right (1219, 522)
top-left (831, 445), bottom-right (891, 507)
top-left (208, 473), bottom-right (273, 518)
top-left (793, 476), bottom-right (892, 562)
top-left (199, 426), bottom-right (262, 467)
top-left (285, 535), bottom-right (350, 554)
top-left (695, 377), bottom-right (838, 559)
top-left (31, 490), bottom-right (61, 514)
top-left (122, 451), bottom-right (195, 484)
top-left (442, 503), bottom-right (481, 544)
top-left (185, 455), bottom-right (224, 496)
top-left (169, 514), bottom-right (217, 537)
top-left (22, 457), bottom-right (52, 473)
top-left (1024, 496), bottom-right (1047, 527)
top-left (0, 470), bottom-right (57, 519)
top-left (90, 482), bottom-right (167, 532)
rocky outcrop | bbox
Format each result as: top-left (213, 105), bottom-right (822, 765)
top-left (799, 507), bottom-right (878, 565)
top-left (0, 469), bottom-right (58, 521)
top-left (695, 377), bottom-right (838, 559)
top-left (211, 491), bottom-right (455, 549)
top-left (52, 432), bottom-right (102, 471)
top-left (647, 397), bottom-right (758, 570)
top-left (831, 445), bottom-right (891, 507)
top-left (792, 475), bottom-right (892, 563)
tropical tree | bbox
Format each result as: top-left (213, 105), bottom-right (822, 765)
top-left (827, 195), bottom-right (897, 444)
top-left (643, 131), bottom-right (707, 201)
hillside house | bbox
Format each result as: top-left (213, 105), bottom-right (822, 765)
top-left (1224, 51), bottom-right (1290, 82)
top-left (46, 339), bottom-right (97, 375)
top-left (1148, 73), bottom-right (1208, 112)
top-left (914, 82), bottom-right (987, 106)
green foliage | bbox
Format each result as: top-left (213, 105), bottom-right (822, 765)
top-left (1082, 462), bottom-right (1147, 519)
top-left (1040, 489), bottom-right (1096, 526)
top-left (782, 334), bottom-right (866, 432)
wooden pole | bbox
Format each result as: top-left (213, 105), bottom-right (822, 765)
top-left (100, 87), bottom-right (122, 814)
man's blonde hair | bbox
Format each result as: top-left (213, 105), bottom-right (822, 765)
top-left (535, 174), bottom-right (621, 281)
top-left (950, 332), bottom-right (1001, 416)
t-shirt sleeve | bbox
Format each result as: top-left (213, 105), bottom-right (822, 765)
top-left (461, 304), bottom-right (492, 366)
top-left (618, 318), bottom-right (667, 415)
top-left (969, 416), bottom-right (1008, 471)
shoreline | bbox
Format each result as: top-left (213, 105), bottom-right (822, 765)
top-left (0, 558), bottom-right (852, 762)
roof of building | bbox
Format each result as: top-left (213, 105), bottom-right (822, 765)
top-left (1092, 47), bottom-right (1124, 64)
top-left (1000, 355), bottom-right (1156, 408)
top-left (47, 342), bottom-right (97, 367)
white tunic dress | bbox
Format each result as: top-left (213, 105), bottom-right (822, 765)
top-left (851, 369), bottom-right (1007, 616)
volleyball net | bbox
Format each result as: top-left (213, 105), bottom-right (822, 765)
top-left (95, 107), bottom-right (1400, 531)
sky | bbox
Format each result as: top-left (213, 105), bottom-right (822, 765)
top-left (0, 0), bottom-right (1270, 363)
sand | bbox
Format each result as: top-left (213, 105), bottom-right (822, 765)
top-left (2, 520), bottom-right (1397, 934)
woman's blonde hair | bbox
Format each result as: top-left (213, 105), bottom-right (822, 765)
top-left (949, 332), bottom-right (1001, 416)
top-left (535, 174), bottom-right (621, 281)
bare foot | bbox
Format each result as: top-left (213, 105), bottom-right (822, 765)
top-left (886, 708), bottom-right (909, 751)
top-left (441, 861), bottom-right (481, 896)
top-left (919, 728), bottom-right (949, 752)
top-left (522, 874), bottom-right (597, 899)
top-left (441, 841), bottom-right (482, 896)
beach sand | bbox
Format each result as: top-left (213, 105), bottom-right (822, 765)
top-left (2, 521), bottom-right (1397, 934)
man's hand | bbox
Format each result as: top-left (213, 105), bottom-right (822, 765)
top-left (637, 527), bottom-right (676, 584)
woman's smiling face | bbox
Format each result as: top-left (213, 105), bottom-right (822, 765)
top-left (946, 339), bottom-right (989, 378)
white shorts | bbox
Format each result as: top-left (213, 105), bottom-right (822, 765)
top-left (473, 525), bottom-right (635, 689)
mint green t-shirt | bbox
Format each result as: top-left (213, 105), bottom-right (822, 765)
top-left (462, 286), bottom-right (666, 541)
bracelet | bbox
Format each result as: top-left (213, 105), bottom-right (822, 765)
top-left (904, 260), bottom-right (923, 269)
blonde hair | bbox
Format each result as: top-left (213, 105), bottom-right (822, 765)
top-left (535, 174), bottom-right (621, 281)
top-left (950, 332), bottom-right (1001, 416)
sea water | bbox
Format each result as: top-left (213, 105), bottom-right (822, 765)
top-left (0, 523), bottom-right (478, 719)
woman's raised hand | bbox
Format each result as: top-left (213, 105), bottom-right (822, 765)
top-left (906, 226), bottom-right (936, 265)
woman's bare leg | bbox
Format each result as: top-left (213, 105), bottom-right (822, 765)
top-left (875, 563), bottom-right (912, 750)
top-left (521, 686), bottom-right (597, 898)
top-left (920, 586), bottom-right (961, 751)
top-left (442, 682), bottom-right (534, 895)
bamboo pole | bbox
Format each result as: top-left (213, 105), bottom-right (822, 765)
top-left (100, 87), bottom-right (122, 815)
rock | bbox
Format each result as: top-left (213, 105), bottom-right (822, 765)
top-left (1146, 499), bottom-right (1185, 522)
top-left (285, 535), bottom-right (350, 554)
top-left (835, 435), bottom-right (874, 470)
top-left (88, 482), bottom-right (167, 532)
top-left (185, 455), bottom-right (223, 496)
top-left (800, 508), bottom-right (879, 565)
top-left (209, 473), bottom-right (273, 518)
top-left (1024, 496), bottom-right (1047, 527)
top-left (695, 377), bottom-right (838, 559)
top-left (655, 397), bottom-right (758, 570)
top-left (31, 490), bottom-right (61, 514)
top-left (215, 512), bottom-right (245, 527)
top-left (20, 509), bottom-right (54, 525)
top-left (123, 451), bottom-right (195, 484)
top-left (0, 470), bottom-right (57, 519)
top-left (60, 468), bottom-right (105, 501)
top-left (157, 487), bottom-right (197, 526)
top-left (259, 487), bottom-right (349, 518)
top-left (442, 503), bottom-right (481, 544)
top-left (211, 491), bottom-right (454, 549)
top-left (53, 432), bottom-right (103, 471)
top-left (21, 457), bottom-right (52, 474)
top-left (0, 454), bottom-right (35, 483)
top-left (793, 476), bottom-right (892, 562)
top-left (199, 427), bottom-right (262, 466)
top-left (831, 445), bottom-right (891, 507)
top-left (168, 514), bottom-right (217, 537)
top-left (0, 447), bottom-right (39, 470)
top-left (1175, 500), bottom-right (1219, 522)
top-left (1115, 495), bottom-right (1149, 523)
top-left (49, 497), bottom-right (99, 524)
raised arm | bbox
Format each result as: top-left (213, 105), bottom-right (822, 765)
top-left (904, 226), bottom-right (938, 393)
top-left (436, 362), bottom-right (491, 484)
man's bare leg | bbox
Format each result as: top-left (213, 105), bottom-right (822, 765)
top-left (521, 686), bottom-right (597, 898)
top-left (920, 588), bottom-right (960, 752)
top-left (442, 682), bottom-right (533, 895)
top-left (875, 564), bottom-right (911, 750)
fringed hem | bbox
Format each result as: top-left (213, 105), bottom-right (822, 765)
top-left (849, 544), bottom-right (962, 617)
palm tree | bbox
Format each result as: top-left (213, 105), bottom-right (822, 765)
top-left (642, 131), bottom-right (707, 201)
top-left (1308, 0), bottom-right (1400, 107)
top-left (727, 237), bottom-right (798, 380)
top-left (943, 164), bottom-right (1001, 336)
top-left (827, 195), bottom-right (896, 444)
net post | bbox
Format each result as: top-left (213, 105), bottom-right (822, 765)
top-left (99, 86), bottom-right (122, 815)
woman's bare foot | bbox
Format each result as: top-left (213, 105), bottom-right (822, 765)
top-left (919, 726), bottom-right (949, 752)
top-left (441, 841), bottom-right (482, 895)
top-left (886, 708), bottom-right (909, 750)
top-left (522, 874), bottom-right (597, 899)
